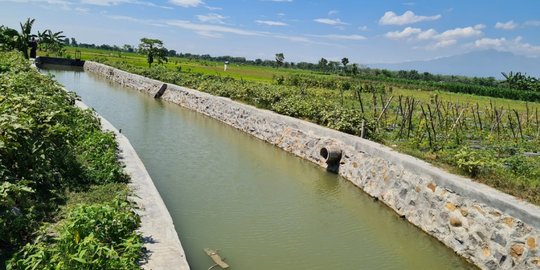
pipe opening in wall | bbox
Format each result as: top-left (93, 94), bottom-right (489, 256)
top-left (320, 145), bottom-right (342, 165)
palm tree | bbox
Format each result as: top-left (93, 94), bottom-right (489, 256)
top-left (38, 29), bottom-right (66, 56)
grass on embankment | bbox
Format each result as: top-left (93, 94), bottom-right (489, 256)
top-left (0, 51), bottom-right (141, 269)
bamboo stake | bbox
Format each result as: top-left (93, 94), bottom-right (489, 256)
top-left (421, 105), bottom-right (433, 149)
top-left (427, 104), bottom-right (437, 143)
top-left (514, 109), bottom-right (524, 140)
top-left (508, 112), bottom-right (516, 139)
top-left (535, 108), bottom-right (540, 140)
top-left (377, 96), bottom-right (394, 123)
top-left (476, 103), bottom-right (483, 131)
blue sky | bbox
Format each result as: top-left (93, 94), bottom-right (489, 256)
top-left (1, 0), bottom-right (540, 64)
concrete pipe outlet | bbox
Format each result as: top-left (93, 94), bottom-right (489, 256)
top-left (320, 145), bottom-right (342, 165)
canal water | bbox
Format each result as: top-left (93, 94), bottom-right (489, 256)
top-left (43, 67), bottom-right (474, 270)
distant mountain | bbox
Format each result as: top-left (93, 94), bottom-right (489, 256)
top-left (369, 50), bottom-right (540, 79)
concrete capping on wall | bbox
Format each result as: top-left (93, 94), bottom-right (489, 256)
top-left (74, 100), bottom-right (190, 270)
top-left (84, 61), bottom-right (540, 269)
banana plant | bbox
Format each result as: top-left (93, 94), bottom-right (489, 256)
top-left (38, 29), bottom-right (66, 56)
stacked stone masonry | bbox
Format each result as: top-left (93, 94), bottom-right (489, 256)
top-left (84, 61), bottom-right (540, 270)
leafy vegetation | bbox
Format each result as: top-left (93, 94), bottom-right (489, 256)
top-left (0, 51), bottom-right (141, 269)
top-left (0, 18), bottom-right (66, 59)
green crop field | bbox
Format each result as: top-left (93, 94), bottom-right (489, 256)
top-left (63, 47), bottom-right (540, 205)
top-left (62, 46), bottom-right (317, 83)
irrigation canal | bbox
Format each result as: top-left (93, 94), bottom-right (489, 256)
top-left (42, 66), bottom-right (474, 269)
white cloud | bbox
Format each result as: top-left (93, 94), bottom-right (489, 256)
top-left (472, 36), bottom-right (540, 57)
top-left (314, 18), bottom-right (347, 25)
top-left (474, 37), bottom-right (506, 48)
top-left (256, 20), bottom-right (288, 26)
top-left (431, 39), bottom-right (456, 49)
top-left (165, 20), bottom-right (335, 46)
top-left (436, 24), bottom-right (483, 40)
top-left (169, 0), bottom-right (203, 7)
top-left (107, 15), bottom-right (142, 22)
top-left (5, 0), bottom-right (74, 10)
top-left (80, 0), bottom-right (171, 8)
top-left (524, 20), bottom-right (540, 27)
top-left (205, 6), bottom-right (221, 10)
top-left (385, 24), bottom-right (484, 50)
top-left (328, 10), bottom-right (339, 16)
top-left (167, 20), bottom-right (261, 36)
top-left (309, 34), bottom-right (366, 41)
top-left (495, 20), bottom-right (518, 30)
top-left (81, 0), bottom-right (128, 6)
top-left (358, 25), bottom-right (368, 31)
top-left (385, 27), bottom-right (421, 39)
top-left (196, 13), bottom-right (227, 24)
top-left (379, 10), bottom-right (441, 25)
top-left (417, 28), bottom-right (437, 40)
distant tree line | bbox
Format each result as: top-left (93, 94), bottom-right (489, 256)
top-left (62, 39), bottom-right (540, 91)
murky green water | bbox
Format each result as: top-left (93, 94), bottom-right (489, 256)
top-left (43, 66), bottom-right (474, 270)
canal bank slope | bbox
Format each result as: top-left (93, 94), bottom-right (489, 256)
top-left (84, 61), bottom-right (540, 270)
top-left (74, 100), bottom-right (190, 270)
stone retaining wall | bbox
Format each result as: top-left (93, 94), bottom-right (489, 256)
top-left (84, 61), bottom-right (540, 270)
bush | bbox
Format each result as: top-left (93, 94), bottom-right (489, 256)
top-left (7, 199), bottom-right (142, 270)
top-left (0, 51), bottom-right (133, 263)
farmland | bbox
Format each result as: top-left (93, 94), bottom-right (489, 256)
top-left (60, 47), bottom-right (540, 205)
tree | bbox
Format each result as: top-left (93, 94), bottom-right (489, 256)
top-left (122, 44), bottom-right (133, 52)
top-left (38, 29), bottom-right (66, 56)
top-left (351, 63), bottom-right (359, 75)
top-left (0, 25), bottom-right (19, 51)
top-left (138, 38), bottom-right (168, 68)
top-left (17, 18), bottom-right (36, 59)
top-left (341, 57), bottom-right (349, 68)
top-left (275, 53), bottom-right (285, 67)
top-left (318, 57), bottom-right (328, 70)
top-left (70, 37), bottom-right (77, 46)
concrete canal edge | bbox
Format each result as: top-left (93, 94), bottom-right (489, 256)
top-left (74, 101), bottom-right (190, 270)
top-left (84, 61), bottom-right (540, 270)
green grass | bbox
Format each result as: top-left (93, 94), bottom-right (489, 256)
top-left (61, 46), bottom-right (320, 83)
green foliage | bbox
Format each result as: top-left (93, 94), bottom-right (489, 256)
top-left (275, 53), bottom-right (284, 67)
top-left (453, 147), bottom-right (496, 177)
top-left (7, 198), bottom-right (142, 270)
top-left (0, 51), bottom-right (133, 264)
top-left (38, 29), bottom-right (66, 56)
top-left (138, 38), bottom-right (168, 68)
